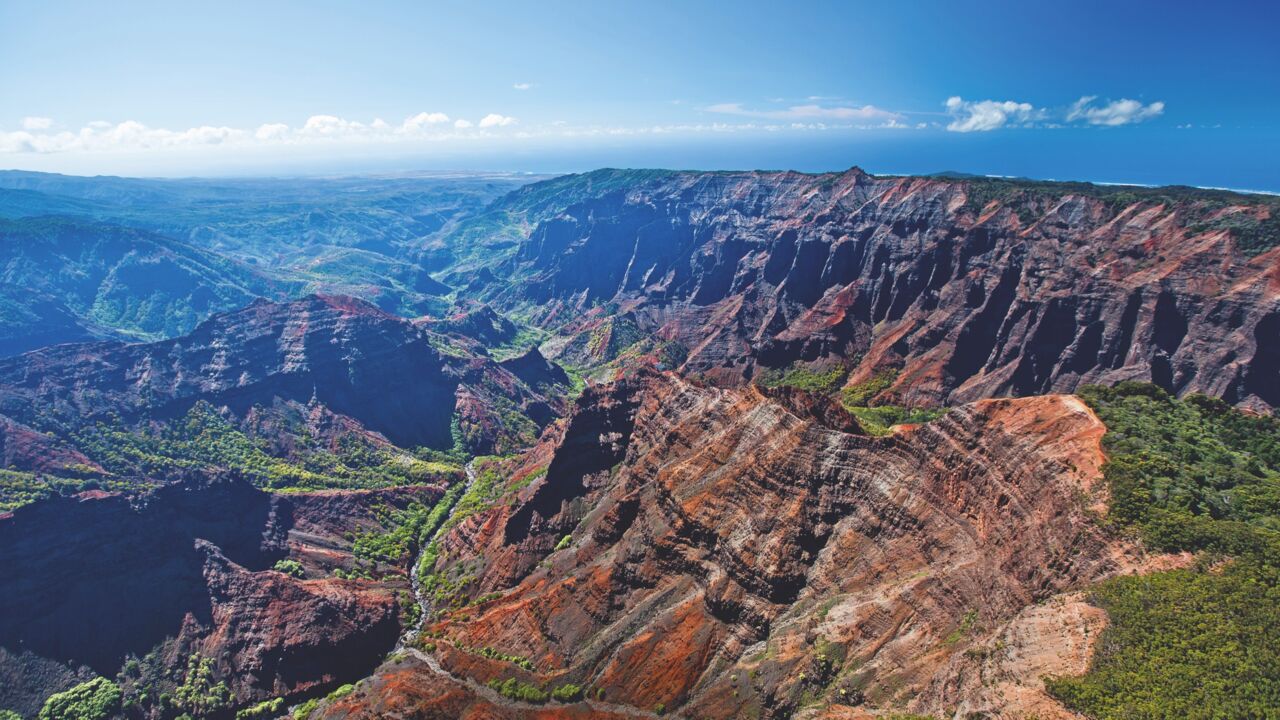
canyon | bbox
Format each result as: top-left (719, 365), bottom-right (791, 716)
top-left (440, 169), bottom-right (1278, 412)
top-left (316, 370), bottom-right (1177, 719)
top-left (0, 168), bottom-right (1276, 719)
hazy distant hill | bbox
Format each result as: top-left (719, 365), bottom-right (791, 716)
top-left (0, 216), bottom-right (289, 346)
top-left (0, 172), bottom-right (542, 354)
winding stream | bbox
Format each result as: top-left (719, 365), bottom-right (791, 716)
top-left (397, 458), bottom-right (476, 651)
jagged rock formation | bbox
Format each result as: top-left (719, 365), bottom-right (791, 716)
top-left (0, 294), bottom-right (567, 466)
top-left (449, 169), bottom-right (1279, 411)
top-left (419, 302), bottom-right (520, 348)
top-left (0, 475), bottom-right (440, 715)
top-left (325, 370), bottom-right (1171, 719)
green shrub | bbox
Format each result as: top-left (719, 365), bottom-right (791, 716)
top-left (38, 678), bottom-right (121, 720)
top-left (840, 369), bottom-right (898, 407)
top-left (551, 683), bottom-right (584, 702)
top-left (326, 684), bottom-right (355, 701)
top-left (236, 698), bottom-right (284, 720)
top-left (487, 677), bottom-right (548, 703)
top-left (292, 697), bottom-right (320, 719)
top-left (273, 559), bottom-right (305, 578)
top-left (172, 654), bottom-right (231, 718)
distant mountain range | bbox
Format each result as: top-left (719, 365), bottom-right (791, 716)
top-left (0, 171), bottom-right (539, 354)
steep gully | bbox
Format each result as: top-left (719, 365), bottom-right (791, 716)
top-left (384, 459), bottom-right (674, 719)
top-left (400, 459), bottom-right (478, 651)
top-left (458, 169), bottom-right (1279, 412)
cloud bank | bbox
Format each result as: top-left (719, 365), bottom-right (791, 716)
top-left (945, 95), bottom-right (1166, 132)
top-left (0, 112), bottom-right (521, 154)
top-left (1066, 96), bottom-right (1165, 126)
top-left (1, 92), bottom-right (1169, 156)
top-left (706, 102), bottom-right (902, 125)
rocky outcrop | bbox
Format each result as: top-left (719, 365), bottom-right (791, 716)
top-left (499, 347), bottom-right (572, 393)
top-left (191, 541), bottom-right (400, 702)
top-left (420, 303), bottom-right (520, 348)
top-left (0, 475), bottom-right (443, 713)
top-left (330, 371), bottom-right (1167, 719)
top-left (462, 169), bottom-right (1279, 411)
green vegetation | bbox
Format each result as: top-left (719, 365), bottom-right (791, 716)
top-left (235, 698), bottom-right (283, 720)
top-left (1078, 383), bottom-right (1280, 541)
top-left (38, 678), bottom-right (122, 720)
top-left (344, 484), bottom-right (467, 582)
top-left (1045, 382), bottom-right (1280, 718)
top-left (420, 558), bottom-right (477, 616)
top-left (476, 646), bottom-right (535, 671)
top-left (487, 677), bottom-right (549, 703)
top-left (845, 405), bottom-right (945, 436)
top-left (326, 684), bottom-right (355, 701)
top-left (291, 682), bottom-right (358, 720)
top-left (753, 363), bottom-right (946, 437)
top-left (0, 467), bottom-right (146, 512)
top-left (399, 590), bottom-right (421, 627)
top-left (756, 363), bottom-right (847, 394)
top-left (292, 698), bottom-right (321, 719)
top-left (59, 401), bottom-right (461, 495)
top-left (172, 654), bottom-right (232, 718)
top-left (273, 559), bottom-right (305, 578)
top-left (554, 534), bottom-right (573, 551)
top-left (442, 461), bottom-right (507, 530)
top-left (840, 369), bottom-right (898, 407)
top-left (550, 683), bottom-right (584, 702)
top-left (1046, 563), bottom-right (1280, 719)
top-left (1189, 210), bottom-right (1280, 257)
top-left (943, 609), bottom-right (980, 645)
top-left (837, 369), bottom-right (946, 436)
top-left (0, 216), bottom-right (284, 341)
top-left (584, 316), bottom-right (644, 362)
top-left (0, 710), bottom-right (22, 720)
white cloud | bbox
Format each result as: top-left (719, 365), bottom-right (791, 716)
top-left (707, 102), bottom-right (901, 123)
top-left (512, 82), bottom-right (533, 90)
top-left (255, 123), bottom-right (290, 141)
top-left (454, 119), bottom-right (474, 129)
top-left (21, 116), bottom-right (53, 130)
top-left (478, 113), bottom-right (517, 128)
top-left (401, 112), bottom-right (450, 131)
top-left (1066, 96), bottom-right (1165, 126)
top-left (944, 96), bottom-right (1042, 132)
top-left (300, 114), bottom-right (365, 136)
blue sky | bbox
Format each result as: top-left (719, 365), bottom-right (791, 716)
top-left (2, 0), bottom-right (1277, 189)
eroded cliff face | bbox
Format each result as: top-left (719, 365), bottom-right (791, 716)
top-left (0, 294), bottom-right (567, 470)
top-left (466, 169), bottom-right (1278, 411)
top-left (324, 371), bottom-right (1166, 719)
top-left (0, 476), bottom-right (443, 716)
